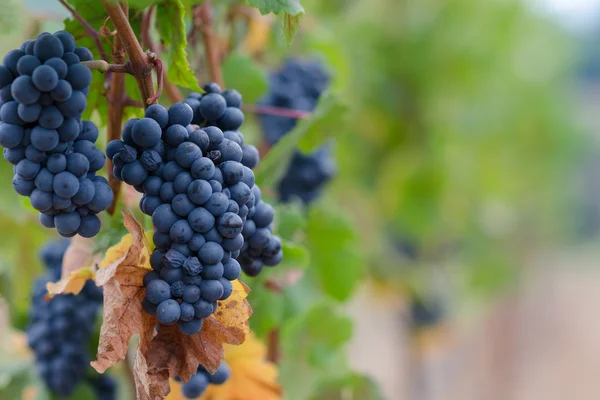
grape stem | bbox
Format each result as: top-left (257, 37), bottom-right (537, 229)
top-left (81, 60), bottom-right (131, 74)
top-left (141, 5), bottom-right (184, 103)
top-left (58, 0), bottom-right (109, 62)
top-left (195, 1), bottom-right (224, 87)
top-left (242, 104), bottom-right (311, 119)
top-left (103, 0), bottom-right (157, 107)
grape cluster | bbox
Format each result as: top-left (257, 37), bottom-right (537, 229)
top-left (0, 31), bottom-right (112, 237)
top-left (258, 59), bottom-right (336, 204)
top-left (27, 240), bottom-right (106, 397)
top-left (108, 84), bottom-right (282, 334)
top-left (177, 362), bottom-right (231, 399)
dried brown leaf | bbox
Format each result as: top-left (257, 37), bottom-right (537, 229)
top-left (90, 211), bottom-right (253, 400)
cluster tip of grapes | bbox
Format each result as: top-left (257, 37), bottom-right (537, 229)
top-left (0, 31), bottom-right (113, 238)
top-left (259, 58), bottom-right (336, 204)
top-left (108, 83), bottom-right (282, 335)
top-left (27, 240), bottom-right (115, 398)
top-left (176, 362), bottom-right (230, 399)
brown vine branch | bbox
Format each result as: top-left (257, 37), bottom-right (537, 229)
top-left (105, 2), bottom-right (128, 216)
top-left (141, 6), bottom-right (184, 103)
top-left (147, 58), bottom-right (163, 104)
top-left (242, 104), bottom-right (311, 119)
top-left (103, 0), bottom-right (157, 107)
top-left (81, 60), bottom-right (131, 74)
top-left (196, 1), bottom-right (223, 86)
top-left (123, 96), bottom-right (144, 108)
top-left (58, 0), bottom-right (109, 62)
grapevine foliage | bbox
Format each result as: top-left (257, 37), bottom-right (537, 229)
top-left (107, 83), bottom-right (282, 335)
top-left (27, 240), bottom-right (116, 398)
top-left (0, 31), bottom-right (113, 237)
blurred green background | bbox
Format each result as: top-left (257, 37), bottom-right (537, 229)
top-left (0, 0), bottom-right (598, 399)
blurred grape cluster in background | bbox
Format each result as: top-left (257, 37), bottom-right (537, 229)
top-left (0, 0), bottom-right (600, 399)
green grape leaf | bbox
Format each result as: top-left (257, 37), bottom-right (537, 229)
top-left (297, 92), bottom-right (347, 153)
top-left (275, 202), bottom-right (307, 240)
top-left (248, 283), bottom-right (283, 338)
top-left (306, 203), bottom-right (364, 302)
top-left (246, 0), bottom-right (305, 44)
top-left (254, 92), bottom-right (342, 188)
top-left (155, 0), bottom-right (202, 92)
top-left (280, 239), bottom-right (310, 269)
top-left (222, 53), bottom-right (268, 104)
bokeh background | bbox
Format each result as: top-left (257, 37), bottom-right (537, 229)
top-left (1, 0), bottom-right (600, 399)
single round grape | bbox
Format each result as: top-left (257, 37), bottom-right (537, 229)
top-left (208, 180), bottom-right (222, 193)
top-left (222, 259), bottom-right (241, 280)
top-left (40, 213), bottom-right (55, 228)
top-left (217, 139), bottom-right (243, 163)
top-left (188, 234), bottom-right (206, 253)
top-left (146, 279), bottom-right (171, 304)
top-left (178, 318), bottom-right (204, 335)
top-left (3, 146), bottom-right (25, 164)
top-left (78, 215), bottom-right (101, 238)
top-left (55, 212), bottom-right (81, 236)
top-left (73, 47), bottom-right (92, 62)
top-left (217, 212), bottom-right (243, 239)
top-left (193, 298), bottom-right (214, 319)
top-left (142, 298), bottom-right (157, 315)
top-left (164, 124), bottom-right (189, 147)
top-left (222, 234), bottom-right (244, 252)
top-left (25, 144), bottom-right (45, 163)
top-left (253, 202), bottom-right (275, 227)
top-left (140, 195), bottom-right (162, 216)
top-left (201, 262), bottom-right (223, 280)
top-left (106, 140), bottom-right (125, 160)
top-left (1, 101), bottom-right (24, 125)
top-left (71, 179), bottom-right (95, 206)
top-left (219, 161), bottom-right (244, 185)
top-left (170, 219), bottom-right (194, 244)
top-left (16, 158), bottom-right (41, 179)
top-left (204, 126), bottom-right (224, 149)
top-left (209, 362), bottom-right (231, 384)
top-left (53, 194), bottom-right (72, 210)
top-left (156, 299), bottom-right (181, 325)
top-left (160, 181), bottom-right (176, 203)
top-left (13, 175), bottom-right (35, 196)
top-left (16, 55), bottom-right (41, 76)
top-left (168, 102), bottom-right (193, 126)
top-left (3, 50), bottom-right (25, 76)
top-left (11, 76), bottom-right (40, 105)
top-left (17, 102), bottom-right (42, 123)
top-left (121, 160), bottom-right (148, 186)
top-left (149, 250), bottom-right (164, 272)
top-left (57, 117), bottom-right (80, 142)
top-left (121, 118), bottom-right (138, 146)
top-left (53, 171), bottom-right (79, 198)
top-left (53, 30), bottom-right (76, 53)
top-left (62, 52), bottom-right (80, 66)
top-left (203, 227), bottom-right (223, 244)
top-left (173, 172), bottom-right (193, 194)
top-left (32, 65), bottom-right (59, 92)
top-left (172, 194), bottom-right (195, 217)
top-left (153, 231), bottom-right (173, 250)
top-left (187, 207), bottom-right (215, 233)
top-left (0, 123), bottom-right (24, 148)
top-left (190, 157), bottom-right (214, 181)
top-left (79, 120), bottom-right (98, 142)
top-left (241, 145), bottom-right (259, 169)
top-left (87, 181), bottom-right (114, 213)
top-left (229, 182), bottom-right (251, 206)
top-left (132, 117), bottom-right (162, 149)
top-left (187, 179), bottom-right (212, 205)
top-left (47, 153), bottom-right (67, 174)
top-left (175, 142), bottom-right (202, 169)
top-left (199, 280), bottom-right (224, 302)
top-left (152, 204), bottom-right (179, 233)
top-left (223, 130), bottom-right (243, 146)
top-left (145, 103), bottom-right (168, 128)
top-left (34, 34), bottom-right (64, 62)
top-left (65, 63), bottom-right (91, 91)
top-left (56, 90), bottom-right (86, 118)
top-left (182, 285), bottom-right (201, 303)
top-left (222, 89), bottom-right (242, 108)
top-left (0, 65), bottom-right (13, 88)
top-left (199, 93), bottom-right (227, 121)
top-left (263, 250), bottom-right (284, 266)
top-left (204, 192), bottom-right (229, 216)
top-left (179, 302), bottom-right (195, 322)
top-left (30, 189), bottom-right (53, 211)
top-left (34, 168), bottom-right (54, 192)
top-left (217, 107), bottom-right (244, 131)
top-left (142, 175), bottom-right (163, 196)
top-left (44, 57), bottom-right (68, 80)
top-left (203, 82), bottom-right (221, 93)
top-left (198, 242), bottom-right (224, 265)
top-left (39, 106), bottom-right (64, 129)
top-left (186, 129), bottom-right (208, 153)
top-left (171, 243), bottom-right (193, 257)
top-left (160, 267), bottom-right (184, 284)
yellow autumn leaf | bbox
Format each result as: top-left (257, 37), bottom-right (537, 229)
top-left (45, 267), bottom-right (96, 299)
top-left (166, 333), bottom-right (281, 400)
